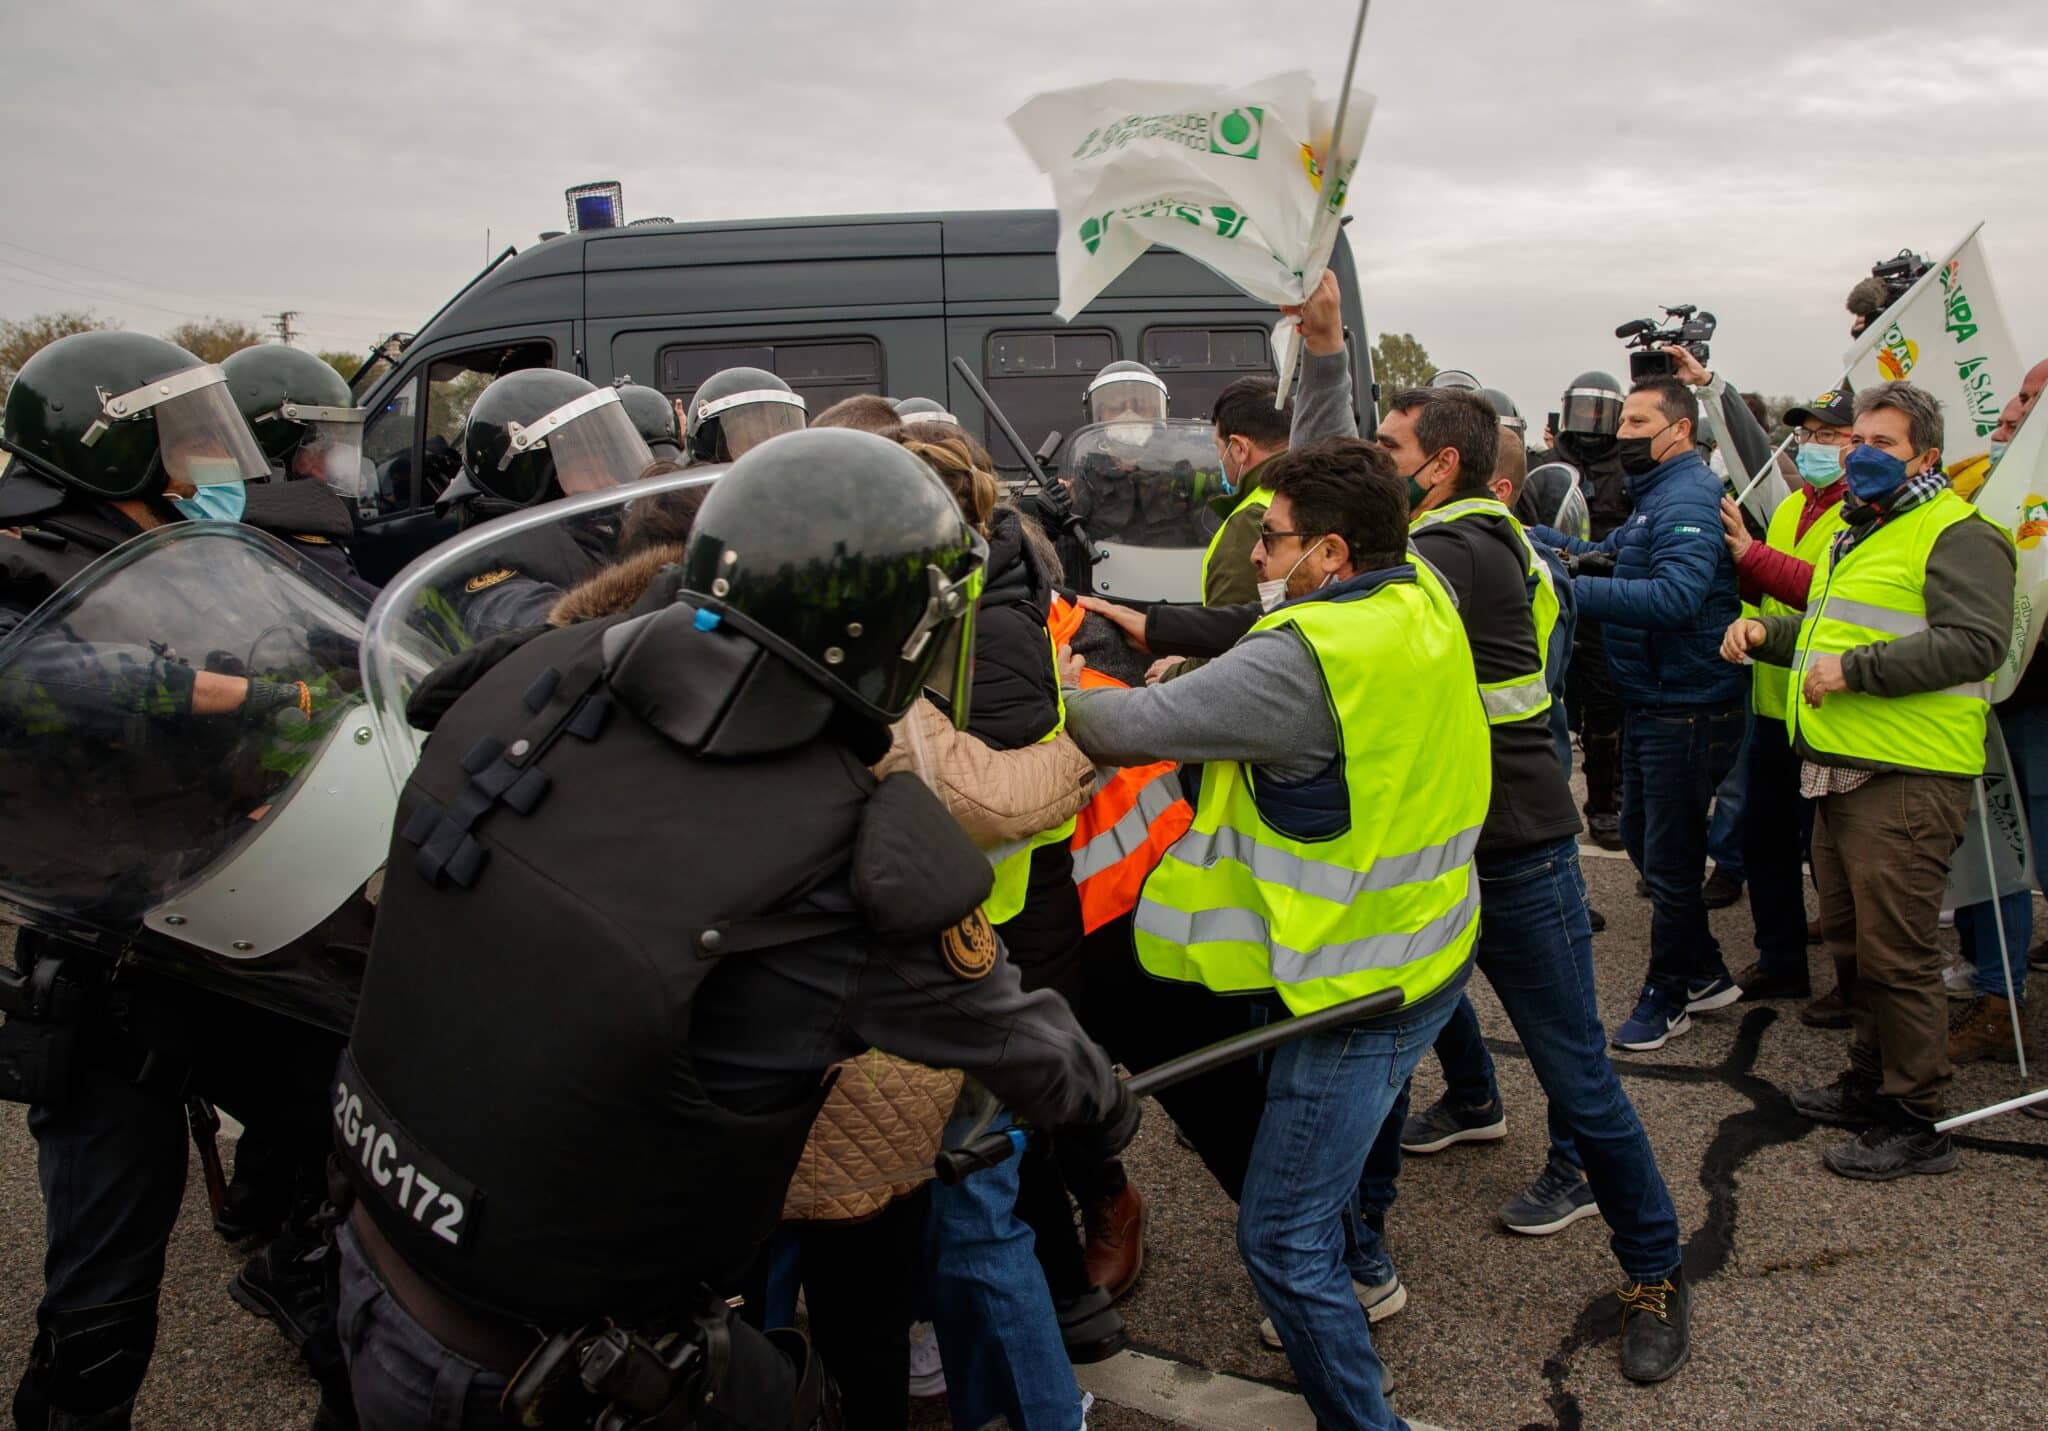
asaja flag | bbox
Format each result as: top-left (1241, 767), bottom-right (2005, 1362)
top-left (1969, 392), bottom-right (2046, 702)
top-left (1841, 223), bottom-right (2018, 473)
top-left (1007, 72), bottom-right (1373, 324)
top-left (1947, 717), bottom-right (2038, 909)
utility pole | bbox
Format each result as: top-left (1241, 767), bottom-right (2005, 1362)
top-left (265, 310), bottom-right (300, 345)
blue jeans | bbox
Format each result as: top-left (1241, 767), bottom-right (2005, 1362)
top-left (1622, 699), bottom-right (1746, 1004)
top-left (1362, 841), bottom-right (1682, 1284)
top-left (1705, 711), bottom-right (1752, 878)
top-left (925, 1109), bottom-right (1083, 1431)
top-left (1955, 703), bottom-right (2045, 1005)
top-left (1432, 995), bottom-right (1497, 1105)
top-left (1239, 983), bottom-right (1461, 1431)
top-left (1741, 713), bottom-right (1816, 981)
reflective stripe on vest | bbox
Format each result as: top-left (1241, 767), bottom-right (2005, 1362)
top-left (981, 626), bottom-right (1078, 924)
top-left (1786, 489), bottom-right (2000, 777)
top-left (1410, 497), bottom-right (1559, 724)
top-left (1133, 557), bottom-right (1489, 1015)
top-left (1751, 490), bottom-right (1848, 721)
top-left (1201, 484), bottom-right (1273, 594)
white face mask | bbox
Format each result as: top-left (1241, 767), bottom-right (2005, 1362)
top-left (1257, 537), bottom-right (1329, 611)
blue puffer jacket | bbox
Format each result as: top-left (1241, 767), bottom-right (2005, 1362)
top-left (1532, 448), bottom-right (1745, 708)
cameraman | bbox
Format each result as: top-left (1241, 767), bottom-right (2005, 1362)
top-left (1532, 378), bottom-right (1746, 1053)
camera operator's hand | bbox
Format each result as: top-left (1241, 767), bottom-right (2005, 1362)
top-left (1662, 345), bottom-right (1713, 388)
top-left (1719, 497), bottom-right (1754, 561)
top-left (1280, 270), bottom-right (1345, 357)
top-left (1721, 618), bottom-right (1767, 665)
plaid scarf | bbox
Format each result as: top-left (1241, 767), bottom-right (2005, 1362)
top-left (1833, 469), bottom-right (1952, 560)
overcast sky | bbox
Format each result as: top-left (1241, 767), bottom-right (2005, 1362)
top-left (2, 0), bottom-right (2043, 421)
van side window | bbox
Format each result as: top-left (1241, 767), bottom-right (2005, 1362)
top-left (982, 330), bottom-right (1117, 469)
top-left (659, 339), bottom-right (883, 421)
top-left (1141, 326), bottom-right (1271, 420)
top-left (361, 377), bottom-right (419, 516)
top-left (420, 342), bottom-right (554, 504)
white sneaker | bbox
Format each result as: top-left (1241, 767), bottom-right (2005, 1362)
top-left (1258, 1275), bottom-right (1406, 1348)
top-left (1943, 958), bottom-right (1976, 999)
top-left (907, 1320), bottom-right (945, 1399)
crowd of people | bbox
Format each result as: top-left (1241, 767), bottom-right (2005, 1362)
top-left (0, 253), bottom-right (2041, 1431)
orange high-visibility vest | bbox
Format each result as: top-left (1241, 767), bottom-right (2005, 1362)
top-left (1048, 596), bottom-right (1195, 932)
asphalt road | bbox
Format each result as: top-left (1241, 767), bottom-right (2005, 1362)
top-left (5, 849), bottom-right (2046, 1429)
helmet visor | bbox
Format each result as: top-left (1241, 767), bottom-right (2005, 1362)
top-left (506, 388), bottom-right (656, 497)
top-left (904, 549), bottom-right (986, 731)
top-left (1523, 462), bottom-right (1591, 541)
top-left (1559, 387), bottom-right (1621, 439)
top-left (1087, 378), bottom-right (1169, 425)
top-left (284, 408), bottom-right (370, 498)
top-left (700, 390), bottom-right (807, 461)
top-left (134, 371), bottom-right (271, 490)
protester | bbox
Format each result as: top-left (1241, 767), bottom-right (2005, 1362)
top-left (813, 393), bottom-right (907, 434)
top-left (1534, 377), bottom-right (1748, 1051)
top-left (1061, 437), bottom-right (1488, 1429)
top-left (1719, 383), bottom-right (1855, 1024)
top-left (1724, 380), bottom-right (2014, 1178)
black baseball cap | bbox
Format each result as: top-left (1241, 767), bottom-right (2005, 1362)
top-left (1783, 383), bottom-right (1856, 430)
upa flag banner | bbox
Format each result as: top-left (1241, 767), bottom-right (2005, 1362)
top-left (1007, 72), bottom-right (1374, 325)
top-left (1841, 223), bottom-right (2019, 473)
top-left (1969, 396), bottom-right (2047, 701)
top-left (1947, 718), bottom-right (2038, 909)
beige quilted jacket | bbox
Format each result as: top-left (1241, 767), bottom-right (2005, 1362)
top-left (781, 1053), bottom-right (965, 1223)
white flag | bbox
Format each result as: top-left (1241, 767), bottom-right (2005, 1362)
top-left (1841, 223), bottom-right (2018, 470)
top-left (1970, 395), bottom-right (2047, 700)
top-left (1007, 72), bottom-right (1373, 327)
top-left (1947, 719), bottom-right (2038, 909)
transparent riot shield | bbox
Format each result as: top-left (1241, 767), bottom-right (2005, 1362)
top-left (1523, 462), bottom-right (1592, 543)
top-left (1060, 419), bottom-right (1226, 604)
top-left (361, 468), bottom-right (725, 793)
top-left (0, 522), bottom-right (435, 1029)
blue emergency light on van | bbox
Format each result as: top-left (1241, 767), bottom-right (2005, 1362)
top-left (566, 181), bottom-right (623, 232)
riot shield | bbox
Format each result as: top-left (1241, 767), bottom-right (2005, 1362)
top-left (361, 468), bottom-right (725, 793)
top-left (1523, 462), bottom-right (1591, 543)
top-left (0, 522), bottom-right (435, 1029)
top-left (1060, 419), bottom-right (1226, 604)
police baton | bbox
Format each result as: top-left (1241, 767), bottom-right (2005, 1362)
top-left (933, 985), bottom-right (1406, 1184)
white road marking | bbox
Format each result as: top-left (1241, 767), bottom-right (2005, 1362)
top-left (1076, 1349), bottom-right (1454, 1430)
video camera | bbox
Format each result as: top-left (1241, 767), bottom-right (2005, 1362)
top-left (1615, 305), bottom-right (1716, 382)
top-left (1870, 248), bottom-right (1932, 306)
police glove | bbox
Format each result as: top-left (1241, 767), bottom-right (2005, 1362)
top-left (1564, 550), bottom-right (1616, 578)
top-left (242, 678), bottom-right (313, 723)
top-left (1057, 1079), bottom-right (1142, 1169)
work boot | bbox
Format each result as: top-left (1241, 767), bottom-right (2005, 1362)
top-left (1054, 1286), bottom-right (1126, 1364)
top-left (1948, 995), bottom-right (2026, 1065)
top-left (1616, 1269), bottom-right (1691, 1383)
top-left (1822, 1116), bottom-right (1959, 1181)
top-left (1736, 960), bottom-right (1810, 1002)
top-left (1800, 957), bottom-right (1857, 1029)
top-left (230, 1224), bottom-right (332, 1351)
top-left (1789, 1071), bottom-right (1882, 1128)
top-left (1701, 865), bottom-right (1744, 909)
top-left (1081, 1183), bottom-right (1147, 1303)
top-left (1588, 905), bottom-right (1608, 933)
top-left (1586, 810), bottom-right (1624, 852)
top-left (215, 1132), bottom-right (296, 1243)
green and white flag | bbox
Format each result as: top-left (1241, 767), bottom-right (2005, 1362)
top-left (1970, 392), bottom-right (2047, 702)
top-left (1007, 70), bottom-right (1373, 373)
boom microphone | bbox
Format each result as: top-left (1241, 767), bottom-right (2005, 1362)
top-left (1614, 318), bottom-right (1655, 340)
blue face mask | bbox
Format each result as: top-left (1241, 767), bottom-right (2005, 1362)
top-left (1990, 439), bottom-right (2010, 468)
top-left (1794, 442), bottom-right (1843, 484)
top-left (170, 480), bottom-right (248, 524)
top-left (1843, 444), bottom-right (1911, 502)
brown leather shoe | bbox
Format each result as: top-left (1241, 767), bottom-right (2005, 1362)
top-left (1800, 986), bottom-right (1852, 1029)
top-left (1082, 1182), bottom-right (1147, 1302)
top-left (1949, 995), bottom-right (2027, 1065)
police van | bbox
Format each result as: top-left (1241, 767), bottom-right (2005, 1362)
top-left (343, 210), bottom-right (1375, 583)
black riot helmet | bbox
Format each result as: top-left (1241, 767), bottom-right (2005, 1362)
top-left (0, 330), bottom-right (270, 500)
top-left (894, 395), bottom-right (959, 426)
top-left (1559, 371), bottom-right (1624, 442)
top-left (462, 369), bottom-right (654, 507)
top-left (1084, 360), bottom-right (1169, 424)
top-left (612, 378), bottom-right (683, 462)
top-left (684, 367), bottom-right (807, 464)
top-left (221, 344), bottom-right (369, 497)
top-left (1428, 368), bottom-right (1482, 392)
top-left (1474, 386), bottom-right (1526, 437)
top-left (680, 428), bottom-right (986, 729)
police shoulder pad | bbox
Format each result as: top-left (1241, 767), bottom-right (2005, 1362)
top-left (852, 772), bottom-right (995, 937)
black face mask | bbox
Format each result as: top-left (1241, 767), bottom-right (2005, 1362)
top-left (1558, 431), bottom-right (1616, 463)
top-left (1615, 421), bottom-right (1678, 478)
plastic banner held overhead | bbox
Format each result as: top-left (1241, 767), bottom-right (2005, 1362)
top-left (1008, 69), bottom-right (1374, 381)
top-left (1841, 223), bottom-right (2019, 476)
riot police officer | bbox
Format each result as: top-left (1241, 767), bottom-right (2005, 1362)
top-left (1549, 370), bottom-right (1629, 849)
top-left (683, 366), bottom-right (806, 464)
top-left (221, 342), bottom-right (378, 595)
top-left (336, 427), bottom-right (1135, 1429)
top-left (435, 369), bottom-right (657, 639)
top-left (0, 330), bottom-right (358, 1429)
top-left (1083, 359), bottom-right (1169, 428)
top-left (893, 394), bottom-right (958, 426)
top-left (612, 378), bottom-right (684, 463)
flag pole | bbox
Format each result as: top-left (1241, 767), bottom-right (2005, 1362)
top-left (1732, 431), bottom-right (1796, 511)
top-left (1275, 0), bottom-right (1371, 409)
top-left (1971, 773), bottom-right (2030, 1078)
top-left (1936, 1084), bottom-right (2048, 1132)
